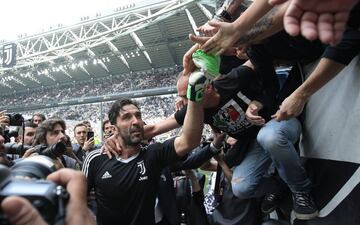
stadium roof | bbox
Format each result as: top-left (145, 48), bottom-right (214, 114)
top-left (0, 0), bottom-right (213, 95)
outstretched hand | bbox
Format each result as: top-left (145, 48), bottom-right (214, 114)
top-left (190, 21), bottom-right (239, 55)
top-left (197, 18), bottom-right (221, 37)
top-left (270, 0), bottom-right (356, 45)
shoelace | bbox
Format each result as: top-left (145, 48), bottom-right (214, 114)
top-left (266, 193), bottom-right (277, 201)
top-left (294, 192), bottom-right (314, 207)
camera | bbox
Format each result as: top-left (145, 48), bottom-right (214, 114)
top-left (4, 142), bottom-right (66, 159)
top-left (2, 130), bottom-right (19, 144)
top-left (5, 113), bottom-right (24, 126)
top-left (0, 156), bottom-right (69, 225)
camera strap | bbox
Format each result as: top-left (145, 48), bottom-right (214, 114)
top-left (54, 186), bottom-right (69, 225)
top-left (20, 122), bottom-right (25, 155)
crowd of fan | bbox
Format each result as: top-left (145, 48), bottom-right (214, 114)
top-left (24, 95), bottom-right (177, 124)
top-left (20, 95), bottom-right (191, 142)
top-left (1, 70), bottom-right (178, 107)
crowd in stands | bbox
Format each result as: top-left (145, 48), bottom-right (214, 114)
top-left (1, 70), bottom-right (178, 107)
top-left (23, 95), bottom-right (176, 124)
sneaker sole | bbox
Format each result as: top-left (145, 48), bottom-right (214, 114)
top-left (261, 205), bottom-right (277, 214)
top-left (294, 210), bottom-right (319, 220)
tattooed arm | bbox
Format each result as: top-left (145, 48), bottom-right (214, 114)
top-left (236, 2), bottom-right (288, 45)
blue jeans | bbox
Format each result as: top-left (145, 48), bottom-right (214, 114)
top-left (231, 140), bottom-right (272, 199)
top-left (257, 118), bottom-right (312, 192)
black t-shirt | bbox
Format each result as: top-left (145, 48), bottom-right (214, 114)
top-left (82, 138), bottom-right (180, 225)
top-left (175, 66), bottom-right (273, 140)
top-left (322, 3), bottom-right (360, 65)
top-left (209, 175), bottom-right (261, 225)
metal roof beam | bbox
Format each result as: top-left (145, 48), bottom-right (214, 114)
top-left (0, 0), bottom-right (196, 72)
top-left (87, 49), bottom-right (109, 72)
top-left (196, 3), bottom-right (213, 20)
top-left (130, 32), bottom-right (153, 67)
top-left (157, 22), bottom-right (176, 65)
top-left (66, 55), bottom-right (91, 76)
top-left (105, 40), bottom-right (131, 69)
top-left (185, 9), bottom-right (199, 36)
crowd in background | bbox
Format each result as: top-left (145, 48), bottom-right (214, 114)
top-left (1, 70), bottom-right (178, 107)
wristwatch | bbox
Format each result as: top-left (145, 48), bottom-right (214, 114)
top-left (214, 8), bottom-right (232, 22)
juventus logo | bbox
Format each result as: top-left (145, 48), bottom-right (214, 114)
top-left (2, 43), bottom-right (17, 68)
top-left (137, 160), bottom-right (146, 175)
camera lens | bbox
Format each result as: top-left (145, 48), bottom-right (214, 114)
top-left (3, 143), bottom-right (32, 155)
top-left (41, 142), bottom-right (66, 159)
top-left (11, 156), bottom-right (57, 179)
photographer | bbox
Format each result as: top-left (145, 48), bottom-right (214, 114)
top-left (1, 168), bottom-right (96, 225)
top-left (102, 119), bottom-right (115, 140)
top-left (18, 121), bottom-right (38, 146)
top-left (0, 127), bottom-right (12, 167)
top-left (32, 119), bottom-right (80, 170)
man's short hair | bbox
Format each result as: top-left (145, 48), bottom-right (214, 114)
top-left (102, 120), bottom-right (111, 132)
top-left (108, 98), bottom-right (140, 125)
top-left (82, 120), bottom-right (91, 127)
top-left (32, 113), bottom-right (46, 122)
top-left (74, 123), bottom-right (88, 134)
top-left (18, 121), bottom-right (38, 136)
top-left (33, 119), bottom-right (66, 146)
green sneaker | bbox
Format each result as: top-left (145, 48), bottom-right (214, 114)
top-left (192, 50), bottom-right (221, 80)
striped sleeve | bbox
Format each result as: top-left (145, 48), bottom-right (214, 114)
top-left (82, 149), bottom-right (102, 177)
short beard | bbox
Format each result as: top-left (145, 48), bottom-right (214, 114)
top-left (123, 136), bottom-right (141, 146)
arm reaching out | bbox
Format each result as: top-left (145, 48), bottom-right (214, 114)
top-left (273, 58), bottom-right (345, 121)
top-left (191, 0), bottom-right (275, 55)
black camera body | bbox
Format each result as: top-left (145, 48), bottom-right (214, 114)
top-left (2, 130), bottom-right (19, 144)
top-left (4, 142), bottom-right (66, 159)
top-left (0, 156), bottom-right (69, 225)
top-left (5, 113), bottom-right (24, 127)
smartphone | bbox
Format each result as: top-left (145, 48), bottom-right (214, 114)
top-left (87, 131), bottom-right (94, 140)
